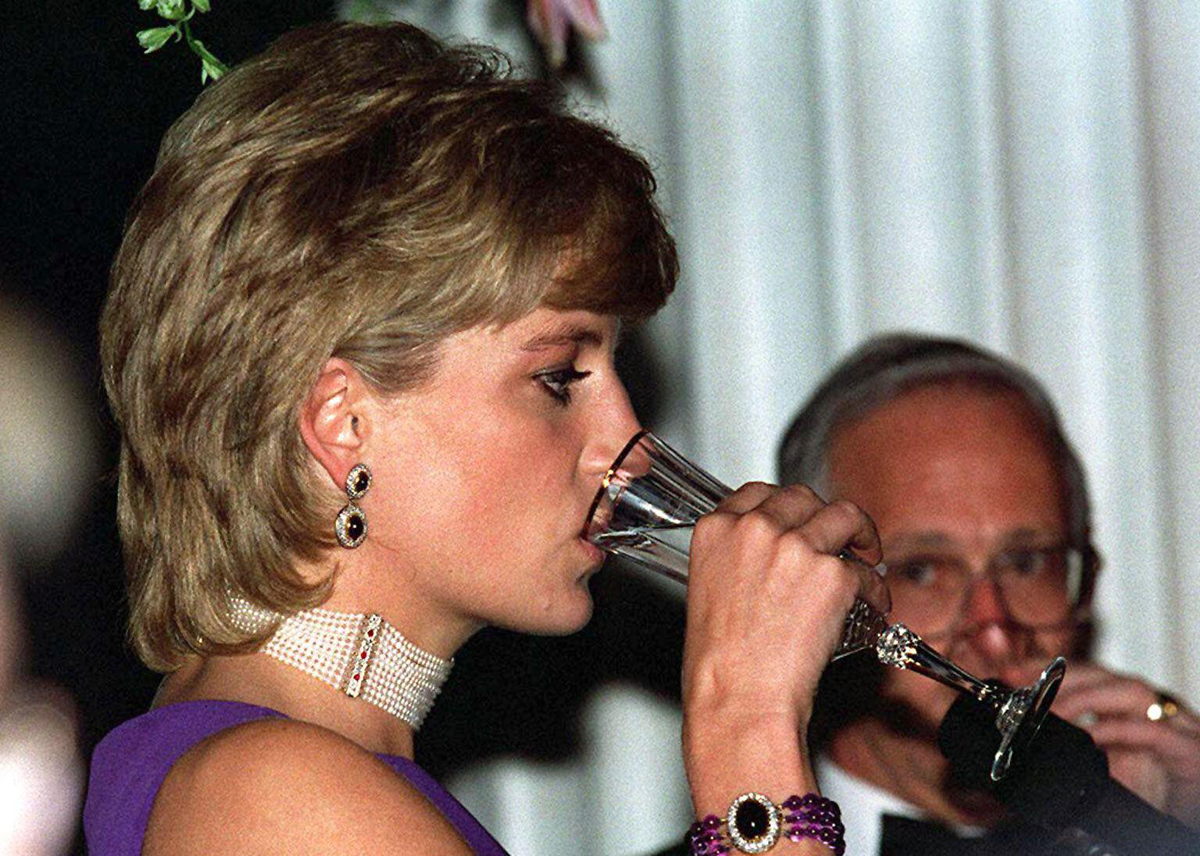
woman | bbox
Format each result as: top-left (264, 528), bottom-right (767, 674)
top-left (84, 22), bottom-right (887, 855)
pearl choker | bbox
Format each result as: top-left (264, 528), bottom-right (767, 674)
top-left (229, 596), bottom-right (453, 730)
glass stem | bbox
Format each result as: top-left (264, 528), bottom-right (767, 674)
top-left (873, 623), bottom-right (1007, 709)
top-left (905, 640), bottom-right (1007, 708)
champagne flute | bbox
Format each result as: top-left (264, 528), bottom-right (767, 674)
top-left (585, 430), bottom-right (1065, 781)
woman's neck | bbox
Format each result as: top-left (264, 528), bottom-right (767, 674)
top-left (301, 549), bottom-right (482, 661)
top-left (317, 587), bottom-right (478, 662)
top-left (156, 650), bottom-right (421, 758)
top-left (154, 560), bottom-right (480, 759)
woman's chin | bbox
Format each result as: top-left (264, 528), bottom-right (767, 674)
top-left (528, 589), bottom-right (596, 637)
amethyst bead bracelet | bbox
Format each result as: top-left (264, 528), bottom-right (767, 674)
top-left (688, 792), bottom-right (845, 855)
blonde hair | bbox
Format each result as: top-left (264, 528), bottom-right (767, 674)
top-left (101, 22), bottom-right (677, 671)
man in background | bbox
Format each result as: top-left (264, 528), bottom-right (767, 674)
top-left (778, 333), bottom-right (1200, 854)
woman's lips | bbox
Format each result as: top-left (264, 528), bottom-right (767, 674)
top-left (578, 536), bottom-right (605, 568)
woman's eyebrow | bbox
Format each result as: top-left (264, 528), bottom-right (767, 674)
top-left (520, 322), bottom-right (606, 352)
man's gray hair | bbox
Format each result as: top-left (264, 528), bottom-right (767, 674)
top-left (776, 332), bottom-right (1093, 551)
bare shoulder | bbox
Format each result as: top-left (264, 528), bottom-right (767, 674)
top-left (144, 718), bottom-right (472, 855)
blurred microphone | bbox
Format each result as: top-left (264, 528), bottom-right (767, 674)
top-left (938, 693), bottom-right (1200, 856)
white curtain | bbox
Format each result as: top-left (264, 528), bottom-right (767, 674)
top-left (343, 3), bottom-right (1200, 853)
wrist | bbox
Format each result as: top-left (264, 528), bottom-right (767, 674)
top-left (683, 710), bottom-right (816, 819)
top-left (683, 656), bottom-right (814, 738)
top-left (684, 684), bottom-right (811, 735)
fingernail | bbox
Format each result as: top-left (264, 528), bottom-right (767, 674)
top-left (1074, 711), bottom-right (1098, 728)
top-left (873, 562), bottom-right (888, 577)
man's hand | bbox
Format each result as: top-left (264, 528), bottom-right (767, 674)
top-left (1053, 662), bottom-right (1200, 827)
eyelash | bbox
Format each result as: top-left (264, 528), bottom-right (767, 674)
top-left (536, 367), bottom-right (592, 405)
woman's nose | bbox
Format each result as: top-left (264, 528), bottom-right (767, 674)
top-left (579, 382), bottom-right (642, 479)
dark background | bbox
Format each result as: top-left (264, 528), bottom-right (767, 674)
top-left (1, 4), bottom-right (682, 852)
top-left (2, 4), bottom-right (340, 851)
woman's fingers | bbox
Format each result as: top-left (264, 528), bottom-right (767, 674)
top-left (713, 481), bottom-right (781, 515)
top-left (714, 484), bottom-right (884, 566)
top-left (703, 483), bottom-right (888, 615)
top-left (745, 482), bottom-right (825, 524)
top-left (848, 553), bottom-right (891, 616)
top-left (754, 488), bottom-right (887, 613)
top-left (795, 497), bottom-right (883, 565)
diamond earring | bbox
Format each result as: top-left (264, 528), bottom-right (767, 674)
top-left (335, 463), bottom-right (372, 549)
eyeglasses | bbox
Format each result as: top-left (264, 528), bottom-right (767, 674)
top-left (885, 544), bottom-right (1092, 638)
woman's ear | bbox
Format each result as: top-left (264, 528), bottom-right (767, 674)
top-left (299, 358), bottom-right (369, 491)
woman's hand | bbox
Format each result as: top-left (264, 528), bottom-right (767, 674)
top-left (682, 482), bottom-right (888, 730)
top-left (1053, 663), bottom-right (1200, 827)
top-left (680, 482), bottom-right (888, 817)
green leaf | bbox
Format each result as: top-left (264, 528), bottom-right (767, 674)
top-left (137, 25), bottom-right (179, 53)
top-left (155, 0), bottom-right (187, 21)
top-left (343, 0), bottom-right (390, 23)
top-left (138, 0), bottom-right (157, 10)
top-left (192, 0), bottom-right (211, 12)
top-left (189, 39), bottom-right (229, 83)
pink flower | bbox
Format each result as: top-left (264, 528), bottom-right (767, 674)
top-left (526, 0), bottom-right (607, 69)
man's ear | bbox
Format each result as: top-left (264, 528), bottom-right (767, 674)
top-left (299, 358), bottom-right (369, 492)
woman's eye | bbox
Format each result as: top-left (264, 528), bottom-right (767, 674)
top-left (537, 367), bottom-right (592, 404)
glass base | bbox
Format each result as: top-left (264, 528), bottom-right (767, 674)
top-left (989, 657), bottom-right (1066, 780)
top-left (869, 622), bottom-right (1066, 781)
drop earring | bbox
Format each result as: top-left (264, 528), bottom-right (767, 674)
top-left (334, 463), bottom-right (372, 549)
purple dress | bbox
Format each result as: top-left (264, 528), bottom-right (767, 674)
top-left (84, 700), bottom-right (508, 855)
